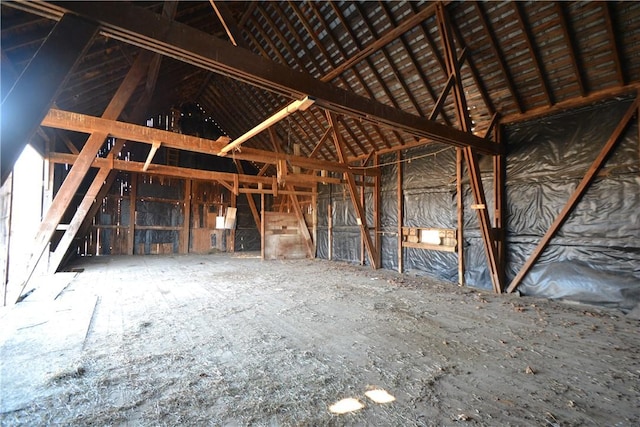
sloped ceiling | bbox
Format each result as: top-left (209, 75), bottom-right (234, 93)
top-left (2, 1), bottom-right (640, 164)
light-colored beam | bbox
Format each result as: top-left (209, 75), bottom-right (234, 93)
top-left (13, 1), bottom-right (501, 155)
top-left (219, 96), bottom-right (315, 156)
top-left (42, 108), bottom-right (379, 176)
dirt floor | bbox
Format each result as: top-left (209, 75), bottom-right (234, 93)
top-left (0, 253), bottom-right (638, 426)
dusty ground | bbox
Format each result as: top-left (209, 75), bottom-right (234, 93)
top-left (1, 253), bottom-right (638, 426)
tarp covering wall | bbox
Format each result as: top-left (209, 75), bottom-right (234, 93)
top-left (505, 97), bottom-right (640, 311)
top-left (317, 97), bottom-right (640, 311)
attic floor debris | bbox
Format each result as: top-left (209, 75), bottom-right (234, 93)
top-left (1, 254), bottom-right (639, 425)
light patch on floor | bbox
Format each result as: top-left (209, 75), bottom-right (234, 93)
top-left (329, 397), bottom-right (364, 414)
top-left (365, 388), bottom-right (396, 404)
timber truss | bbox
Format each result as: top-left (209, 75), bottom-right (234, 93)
top-left (2, 1), bottom-right (635, 303)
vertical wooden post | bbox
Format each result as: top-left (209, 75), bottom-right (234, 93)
top-left (180, 179), bottom-right (191, 254)
top-left (260, 193), bottom-right (265, 260)
top-left (373, 153), bottom-right (381, 268)
top-left (128, 173), bottom-right (137, 255)
top-left (327, 112), bottom-right (378, 269)
top-left (229, 187), bottom-right (236, 253)
top-left (328, 203), bottom-right (333, 261)
top-left (397, 151), bottom-right (403, 273)
top-left (493, 126), bottom-right (506, 286)
top-left (312, 188), bottom-right (318, 257)
top-left (456, 148), bottom-right (465, 285)
top-left (360, 172), bottom-right (365, 266)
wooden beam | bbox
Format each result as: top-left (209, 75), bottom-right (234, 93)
top-left (473, 1), bottom-right (523, 114)
top-left (397, 151), bottom-right (403, 274)
top-left (320, 2), bottom-right (438, 83)
top-left (234, 160), bottom-right (262, 230)
top-left (327, 112), bottom-right (378, 269)
top-left (310, 126), bottom-right (333, 159)
top-left (437, 2), bottom-right (503, 293)
top-left (128, 173), bottom-right (137, 255)
top-left (430, 75), bottom-right (455, 121)
top-left (501, 85), bottom-right (640, 125)
top-left (493, 126), bottom-right (506, 287)
top-left (48, 167), bottom-right (111, 272)
top-left (14, 51), bottom-right (152, 300)
top-left (22, 1), bottom-right (500, 155)
top-left (42, 109), bottom-right (380, 176)
top-left (48, 152), bottom-right (320, 192)
top-left (180, 179), bottom-right (191, 254)
top-left (602, 2), bottom-right (625, 86)
top-left (143, 142), bottom-right (161, 171)
top-left (507, 95), bottom-right (639, 293)
top-left (210, 0), bottom-right (249, 48)
top-left (287, 185), bottom-right (314, 258)
top-left (1, 174), bottom-right (14, 305)
top-left (456, 148), bottom-right (464, 285)
top-left (373, 154), bottom-right (381, 268)
top-left (555, 2), bottom-right (586, 97)
top-left (1, 13), bottom-right (98, 183)
top-left (512, 2), bottom-right (554, 106)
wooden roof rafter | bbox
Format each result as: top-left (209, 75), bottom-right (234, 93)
top-left (448, 12), bottom-right (496, 116)
top-left (269, 3), bottom-right (326, 78)
top-left (352, 2), bottom-right (425, 118)
top-left (378, 1), bottom-right (452, 126)
top-left (336, 116), bottom-right (371, 155)
top-left (511, 2), bottom-right (555, 107)
top-left (299, 107), bottom-right (337, 161)
top-left (554, 2), bottom-right (586, 97)
top-left (473, 1), bottom-right (524, 114)
top-left (601, 2), bottom-right (625, 86)
top-left (253, 5), bottom-right (305, 72)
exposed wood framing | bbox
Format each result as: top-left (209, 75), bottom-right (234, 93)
top-left (14, 52), bottom-right (151, 299)
top-left (473, 2), bottom-right (523, 114)
top-left (555, 2), bottom-right (586, 97)
top-left (373, 154), bottom-right (381, 268)
top-left (449, 20), bottom-right (496, 116)
top-left (319, 2), bottom-right (438, 83)
top-left (456, 148), bottom-right (464, 285)
top-left (327, 112), bottom-right (378, 269)
top-left (396, 151), bottom-right (403, 274)
top-left (129, 173), bottom-right (137, 255)
top-left (437, 2), bottom-right (503, 293)
top-left (507, 95), bottom-right (639, 293)
top-left (1, 13), bottom-right (98, 183)
top-left (180, 179), bottom-right (191, 254)
top-left (512, 2), bottom-right (554, 106)
top-left (48, 153), bottom-right (316, 195)
top-left (287, 185), bottom-right (314, 258)
top-left (23, 1), bottom-right (500, 155)
top-left (210, 0), bottom-right (248, 48)
top-left (48, 167), bottom-right (111, 272)
top-left (501, 85), bottom-right (640, 125)
top-left (234, 160), bottom-right (261, 230)
top-left (229, 187), bottom-right (236, 253)
top-left (493, 126), bottom-right (506, 287)
top-left (601, 2), bottom-right (625, 86)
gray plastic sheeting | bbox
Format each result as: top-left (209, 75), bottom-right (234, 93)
top-left (316, 96), bottom-right (639, 312)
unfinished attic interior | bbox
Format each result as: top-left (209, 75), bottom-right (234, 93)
top-left (1, 0), bottom-right (639, 424)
